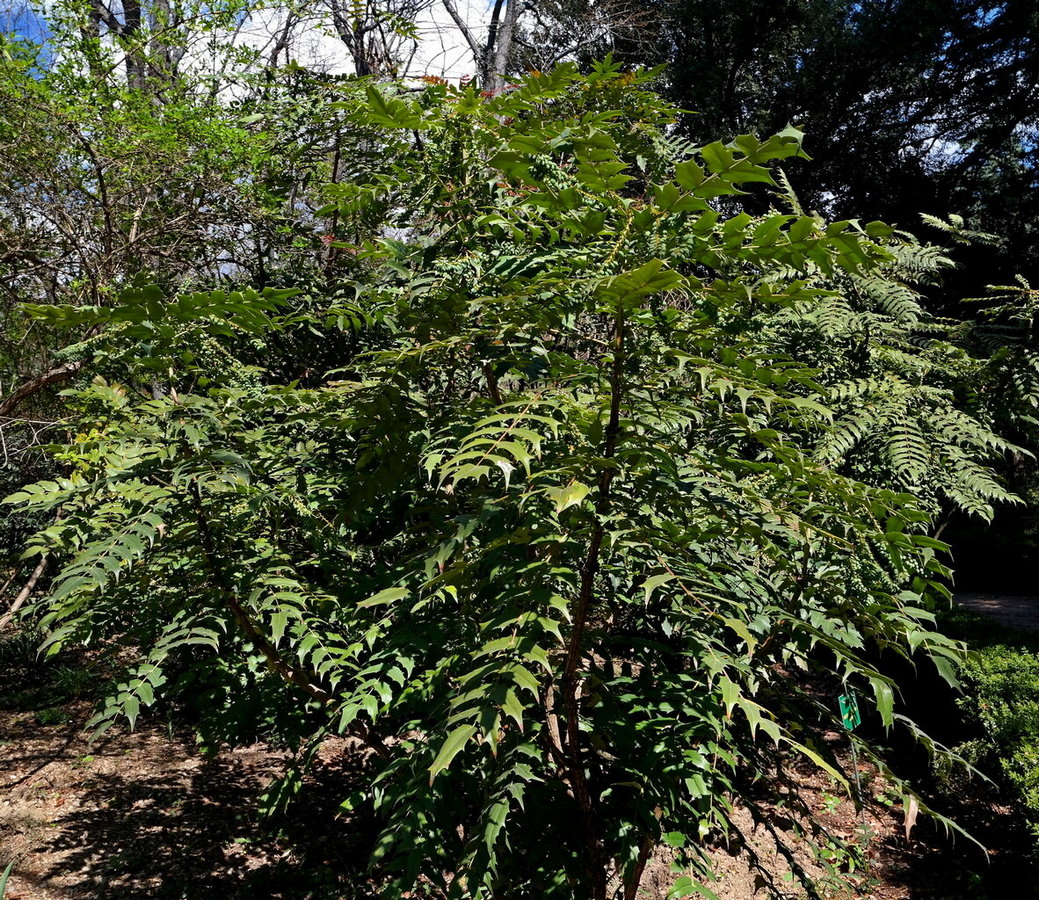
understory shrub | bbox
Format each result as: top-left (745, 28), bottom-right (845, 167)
top-left (943, 607), bottom-right (1039, 849)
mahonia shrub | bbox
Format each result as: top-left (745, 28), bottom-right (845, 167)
top-left (8, 61), bottom-right (1009, 898)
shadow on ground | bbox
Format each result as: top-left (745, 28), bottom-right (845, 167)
top-left (24, 741), bottom-right (380, 899)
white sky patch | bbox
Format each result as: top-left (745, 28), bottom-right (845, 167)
top-left (411, 0), bottom-right (487, 80)
top-left (12, 0), bottom-right (505, 95)
top-left (230, 0), bottom-right (493, 82)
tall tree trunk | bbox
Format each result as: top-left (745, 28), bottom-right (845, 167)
top-left (445, 0), bottom-right (526, 93)
top-left (353, 23), bottom-right (372, 77)
top-left (122, 0), bottom-right (147, 90)
top-left (485, 0), bottom-right (522, 93)
top-left (148, 0), bottom-right (179, 81)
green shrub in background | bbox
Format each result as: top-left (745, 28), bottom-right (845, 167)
top-left (943, 607), bottom-right (1039, 848)
top-left (963, 645), bottom-right (1039, 819)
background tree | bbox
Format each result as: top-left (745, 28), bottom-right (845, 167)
top-left (586, 0), bottom-right (1039, 586)
top-left (304, 0), bottom-right (430, 77)
top-left (441, 0), bottom-right (654, 92)
top-left (0, 10), bottom-right (358, 611)
top-left (609, 0), bottom-right (1039, 296)
top-left (510, 0), bottom-right (658, 75)
top-left (441, 0), bottom-right (523, 91)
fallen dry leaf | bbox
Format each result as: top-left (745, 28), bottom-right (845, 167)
top-left (904, 794), bottom-right (920, 841)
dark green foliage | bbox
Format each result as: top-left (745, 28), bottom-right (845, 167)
top-left (941, 278), bottom-right (1039, 590)
top-left (35, 706), bottom-right (74, 726)
top-left (0, 627), bottom-right (97, 715)
top-left (611, 0), bottom-right (1039, 298)
top-left (599, 0), bottom-right (1039, 594)
top-left (941, 607), bottom-right (1039, 849)
top-left (0, 628), bottom-right (45, 673)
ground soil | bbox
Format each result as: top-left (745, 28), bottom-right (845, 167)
top-left (1, 596), bottom-right (1036, 899)
top-left (0, 698), bottom-right (382, 900)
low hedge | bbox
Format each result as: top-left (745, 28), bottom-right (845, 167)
top-left (941, 606), bottom-right (1039, 847)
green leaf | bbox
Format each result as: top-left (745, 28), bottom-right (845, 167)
top-left (718, 676), bottom-right (740, 717)
top-left (668, 876), bottom-right (720, 900)
top-left (501, 688), bottom-right (524, 730)
top-left (429, 725), bottom-right (477, 782)
top-left (509, 665), bottom-right (541, 697)
top-left (357, 587), bottom-right (408, 609)
top-left (596, 259), bottom-right (683, 307)
top-left (123, 695), bottom-right (140, 731)
top-left (870, 677), bottom-right (895, 727)
top-left (546, 481), bottom-right (591, 513)
top-left (723, 617), bottom-right (758, 653)
top-left (270, 611), bottom-right (288, 646)
top-left (931, 655), bottom-right (960, 689)
top-left (643, 572), bottom-right (675, 605)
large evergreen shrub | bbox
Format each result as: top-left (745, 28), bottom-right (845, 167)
top-left (6, 62), bottom-right (1013, 897)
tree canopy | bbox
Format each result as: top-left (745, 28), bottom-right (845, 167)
top-left (607, 0), bottom-right (1039, 296)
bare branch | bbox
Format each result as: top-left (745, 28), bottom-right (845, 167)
top-left (441, 0), bottom-right (483, 62)
top-left (0, 555), bottom-right (48, 630)
top-left (0, 361), bottom-right (84, 418)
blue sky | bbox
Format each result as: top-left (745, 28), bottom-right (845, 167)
top-left (2, 1), bottom-right (50, 42)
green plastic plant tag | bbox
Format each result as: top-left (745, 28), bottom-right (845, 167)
top-left (838, 692), bottom-right (861, 730)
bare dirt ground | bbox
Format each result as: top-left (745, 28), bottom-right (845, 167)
top-left (1, 702), bottom-right (304, 899)
top-left (0, 689), bottom-right (381, 899)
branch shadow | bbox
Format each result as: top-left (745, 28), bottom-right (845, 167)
top-left (33, 742), bottom-right (381, 899)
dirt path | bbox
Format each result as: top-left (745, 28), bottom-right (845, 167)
top-left (955, 593), bottom-right (1039, 633)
